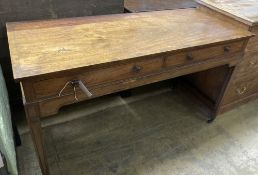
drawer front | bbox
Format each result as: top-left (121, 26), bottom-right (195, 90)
top-left (33, 55), bottom-right (163, 98)
top-left (222, 77), bottom-right (258, 105)
top-left (235, 51), bottom-right (258, 78)
top-left (165, 41), bottom-right (244, 67)
top-left (246, 26), bottom-right (258, 52)
top-left (246, 37), bottom-right (258, 52)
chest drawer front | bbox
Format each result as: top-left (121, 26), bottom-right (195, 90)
top-left (246, 37), bottom-right (258, 52)
top-left (246, 27), bottom-right (258, 52)
top-left (235, 51), bottom-right (258, 78)
top-left (165, 41), bottom-right (244, 67)
top-left (33, 56), bottom-right (163, 98)
top-left (222, 77), bottom-right (258, 105)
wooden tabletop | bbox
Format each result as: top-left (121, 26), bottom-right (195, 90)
top-left (7, 9), bottom-right (253, 80)
top-left (124, 0), bottom-right (197, 12)
top-left (197, 0), bottom-right (258, 26)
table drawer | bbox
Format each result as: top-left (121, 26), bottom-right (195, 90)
top-left (222, 76), bottom-right (258, 105)
top-left (33, 55), bottom-right (163, 99)
top-left (165, 41), bottom-right (244, 67)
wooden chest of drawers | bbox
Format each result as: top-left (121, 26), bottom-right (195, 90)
top-left (197, 0), bottom-right (258, 113)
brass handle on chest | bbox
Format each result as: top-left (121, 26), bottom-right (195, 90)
top-left (249, 60), bottom-right (257, 66)
top-left (236, 86), bottom-right (247, 95)
top-left (132, 64), bottom-right (142, 73)
top-left (224, 46), bottom-right (231, 53)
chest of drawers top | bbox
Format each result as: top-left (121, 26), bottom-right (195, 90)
top-left (6, 9), bottom-right (252, 81)
top-left (124, 0), bottom-right (197, 12)
top-left (197, 0), bottom-right (258, 26)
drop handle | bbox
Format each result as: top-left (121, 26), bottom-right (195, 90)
top-left (236, 86), bottom-right (247, 95)
top-left (249, 60), bottom-right (257, 66)
top-left (77, 80), bottom-right (93, 97)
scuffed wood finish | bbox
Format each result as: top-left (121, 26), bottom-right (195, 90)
top-left (196, 1), bottom-right (258, 113)
top-left (124, 0), bottom-right (197, 12)
top-left (7, 9), bottom-right (253, 175)
top-left (7, 9), bottom-right (252, 80)
top-left (197, 0), bottom-right (258, 26)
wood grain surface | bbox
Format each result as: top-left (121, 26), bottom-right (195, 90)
top-left (7, 9), bottom-right (253, 81)
top-left (197, 0), bottom-right (258, 26)
top-left (124, 0), bottom-right (197, 12)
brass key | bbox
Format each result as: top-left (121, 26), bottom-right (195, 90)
top-left (78, 80), bottom-right (93, 97)
top-left (59, 80), bottom-right (93, 101)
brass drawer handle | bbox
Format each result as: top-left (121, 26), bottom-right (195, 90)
top-left (186, 53), bottom-right (194, 61)
top-left (249, 60), bottom-right (257, 66)
top-left (236, 86), bottom-right (247, 95)
top-left (132, 65), bottom-right (142, 73)
top-left (224, 46), bottom-right (231, 53)
top-left (59, 80), bottom-right (93, 100)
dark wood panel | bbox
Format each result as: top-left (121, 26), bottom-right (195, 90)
top-left (186, 66), bottom-right (229, 103)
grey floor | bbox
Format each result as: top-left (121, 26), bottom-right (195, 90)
top-left (16, 85), bottom-right (258, 175)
